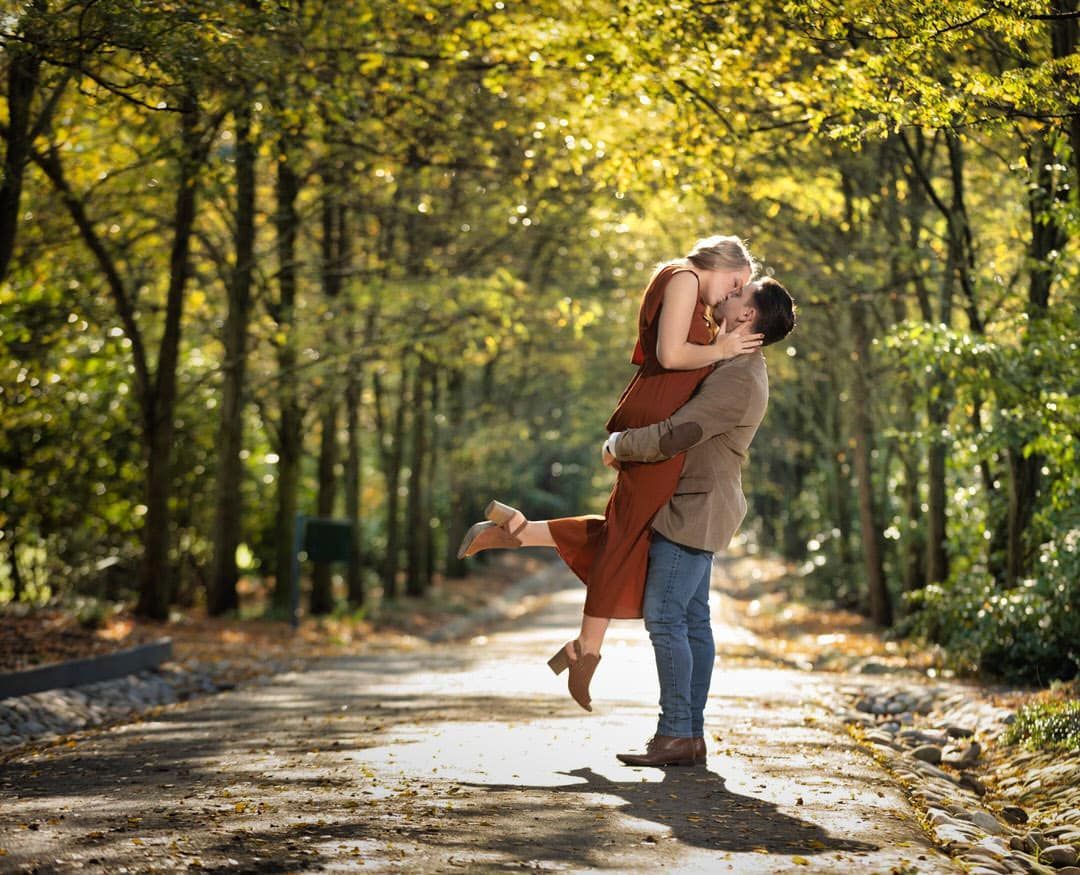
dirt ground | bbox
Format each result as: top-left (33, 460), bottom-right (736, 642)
top-left (0, 562), bottom-right (958, 874)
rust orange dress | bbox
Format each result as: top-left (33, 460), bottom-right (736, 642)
top-left (548, 265), bottom-right (716, 619)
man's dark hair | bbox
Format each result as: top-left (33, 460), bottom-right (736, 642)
top-left (752, 277), bottom-right (796, 346)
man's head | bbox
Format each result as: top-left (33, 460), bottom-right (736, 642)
top-left (716, 276), bottom-right (796, 347)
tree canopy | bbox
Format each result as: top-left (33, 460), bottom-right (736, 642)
top-left (2, 0), bottom-right (1077, 682)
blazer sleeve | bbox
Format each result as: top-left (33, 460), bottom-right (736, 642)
top-left (612, 367), bottom-right (753, 463)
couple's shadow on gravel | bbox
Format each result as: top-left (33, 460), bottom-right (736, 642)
top-left (463, 765), bottom-right (877, 858)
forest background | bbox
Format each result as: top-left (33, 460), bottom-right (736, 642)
top-left (1, 0), bottom-right (1076, 685)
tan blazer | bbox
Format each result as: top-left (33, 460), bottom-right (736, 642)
top-left (612, 351), bottom-right (769, 553)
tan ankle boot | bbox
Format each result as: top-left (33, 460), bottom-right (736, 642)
top-left (456, 501), bottom-right (527, 559)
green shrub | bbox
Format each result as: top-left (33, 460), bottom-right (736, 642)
top-left (903, 534), bottom-right (1080, 684)
top-left (1003, 700), bottom-right (1080, 751)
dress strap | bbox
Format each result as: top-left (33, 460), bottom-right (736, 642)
top-left (631, 264), bottom-right (700, 365)
top-left (665, 266), bottom-right (700, 288)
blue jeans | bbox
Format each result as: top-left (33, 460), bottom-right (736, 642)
top-left (642, 533), bottom-right (715, 738)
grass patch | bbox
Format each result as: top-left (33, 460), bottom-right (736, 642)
top-left (1003, 700), bottom-right (1080, 751)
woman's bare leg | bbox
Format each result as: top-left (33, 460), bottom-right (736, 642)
top-left (507, 514), bottom-right (609, 659)
top-left (517, 519), bottom-right (556, 547)
top-left (578, 614), bottom-right (609, 656)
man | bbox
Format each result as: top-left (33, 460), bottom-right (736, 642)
top-left (603, 276), bottom-right (796, 767)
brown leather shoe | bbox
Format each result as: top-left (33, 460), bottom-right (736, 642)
top-left (616, 735), bottom-right (703, 767)
top-left (693, 736), bottom-right (707, 764)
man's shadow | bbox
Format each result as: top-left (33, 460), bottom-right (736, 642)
top-left (461, 766), bottom-right (877, 858)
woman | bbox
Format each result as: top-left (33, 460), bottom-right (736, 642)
top-left (457, 236), bottom-right (762, 710)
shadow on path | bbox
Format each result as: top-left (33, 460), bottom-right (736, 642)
top-left (458, 765), bottom-right (877, 860)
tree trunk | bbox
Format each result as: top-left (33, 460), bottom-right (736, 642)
top-left (886, 149), bottom-right (927, 594)
top-left (309, 399), bottom-right (339, 614)
top-left (826, 390), bottom-right (856, 583)
top-left (425, 367), bottom-right (441, 585)
top-left (1006, 450), bottom-right (1042, 583)
top-left (374, 370), bottom-right (407, 600)
top-left (344, 368), bottom-right (364, 605)
top-left (405, 358), bottom-right (430, 597)
top-left (137, 92), bottom-right (203, 619)
top-left (0, 1), bottom-right (44, 283)
top-left (1003, 131), bottom-right (1069, 583)
top-left (270, 140), bottom-right (303, 614)
top-left (1049, 0), bottom-right (1080, 191)
top-left (850, 300), bottom-right (892, 625)
top-left (442, 369), bottom-right (469, 578)
top-left (925, 395), bottom-right (950, 586)
top-left (309, 174), bottom-right (350, 614)
top-left (6, 526), bottom-right (25, 602)
top-left (901, 130), bottom-right (962, 587)
top-left (209, 98), bottom-right (256, 616)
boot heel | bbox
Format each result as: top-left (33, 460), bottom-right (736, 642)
top-left (548, 645), bottom-right (571, 675)
top-left (485, 500), bottom-right (517, 525)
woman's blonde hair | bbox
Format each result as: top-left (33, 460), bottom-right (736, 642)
top-left (685, 235), bottom-right (758, 275)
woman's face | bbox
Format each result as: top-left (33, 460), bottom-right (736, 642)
top-left (702, 268), bottom-right (752, 307)
top-left (715, 278), bottom-right (759, 325)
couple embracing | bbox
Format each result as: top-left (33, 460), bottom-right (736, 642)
top-left (457, 235), bottom-right (796, 767)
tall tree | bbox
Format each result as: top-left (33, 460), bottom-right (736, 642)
top-left (209, 97), bottom-right (258, 616)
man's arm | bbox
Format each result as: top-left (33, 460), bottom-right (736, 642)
top-left (612, 368), bottom-right (753, 463)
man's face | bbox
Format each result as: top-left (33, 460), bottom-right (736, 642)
top-left (716, 279), bottom-right (758, 326)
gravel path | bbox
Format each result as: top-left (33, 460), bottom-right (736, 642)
top-left (0, 567), bottom-right (957, 874)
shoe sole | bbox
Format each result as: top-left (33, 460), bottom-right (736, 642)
top-left (456, 521), bottom-right (488, 560)
top-left (615, 755), bottom-right (707, 767)
top-left (616, 759), bottom-right (706, 767)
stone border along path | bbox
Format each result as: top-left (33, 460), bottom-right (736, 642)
top-left (839, 684), bottom-right (1080, 874)
top-left (0, 640), bottom-right (173, 700)
top-left (0, 562), bottom-right (570, 757)
top-left (0, 662), bottom-right (263, 755)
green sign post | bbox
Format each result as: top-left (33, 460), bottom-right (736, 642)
top-left (290, 514), bottom-right (354, 629)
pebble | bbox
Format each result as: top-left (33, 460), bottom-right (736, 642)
top-left (937, 822), bottom-right (980, 848)
top-left (1003, 806), bottom-right (1029, 825)
top-left (944, 741), bottom-right (982, 768)
top-left (1040, 846), bottom-right (1080, 867)
top-left (900, 728), bottom-right (949, 745)
top-left (840, 681), bottom-right (1078, 875)
top-left (961, 773), bottom-right (989, 796)
top-left (912, 744), bottom-right (943, 764)
top-left (970, 811), bottom-right (1005, 835)
top-left (912, 759), bottom-right (958, 782)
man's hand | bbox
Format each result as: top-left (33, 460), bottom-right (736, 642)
top-left (711, 318), bottom-right (764, 359)
top-left (602, 434), bottom-right (620, 470)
